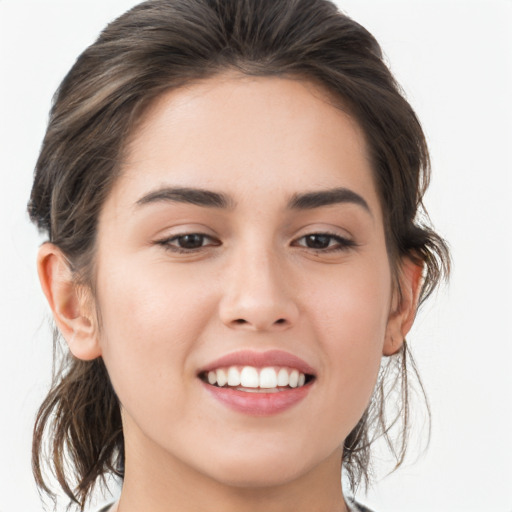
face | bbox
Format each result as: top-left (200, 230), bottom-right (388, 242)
top-left (90, 74), bottom-right (405, 488)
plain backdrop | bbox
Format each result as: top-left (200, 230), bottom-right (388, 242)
top-left (1, 1), bottom-right (511, 511)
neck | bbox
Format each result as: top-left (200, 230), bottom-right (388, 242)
top-left (116, 432), bottom-right (349, 512)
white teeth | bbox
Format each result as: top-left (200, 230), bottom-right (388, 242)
top-left (259, 367), bottom-right (277, 388)
top-left (216, 368), bottom-right (227, 387)
top-left (227, 367), bottom-right (241, 386)
top-left (205, 365), bottom-right (310, 390)
top-left (277, 368), bottom-right (289, 387)
top-left (240, 366), bottom-right (259, 388)
top-left (289, 369), bottom-right (299, 388)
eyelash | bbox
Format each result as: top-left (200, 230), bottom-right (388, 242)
top-left (155, 232), bottom-right (356, 254)
top-left (292, 232), bottom-right (357, 252)
top-left (155, 233), bottom-right (220, 254)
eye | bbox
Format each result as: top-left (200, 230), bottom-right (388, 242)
top-left (293, 233), bottom-right (356, 252)
top-left (156, 233), bottom-right (220, 253)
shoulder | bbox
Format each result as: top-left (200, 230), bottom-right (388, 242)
top-left (355, 504), bottom-right (375, 512)
top-left (95, 504), bottom-right (115, 512)
top-left (347, 500), bottom-right (375, 512)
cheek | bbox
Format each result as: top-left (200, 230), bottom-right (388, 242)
top-left (94, 253), bottom-right (216, 409)
top-left (307, 259), bottom-right (392, 425)
top-left (311, 256), bottom-right (392, 346)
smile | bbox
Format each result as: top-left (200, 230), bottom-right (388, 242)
top-left (198, 350), bottom-right (317, 415)
top-left (199, 365), bottom-right (315, 393)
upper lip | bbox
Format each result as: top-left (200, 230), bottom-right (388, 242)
top-left (198, 349), bottom-right (316, 376)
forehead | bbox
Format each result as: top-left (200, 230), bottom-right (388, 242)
top-left (112, 73), bottom-right (381, 218)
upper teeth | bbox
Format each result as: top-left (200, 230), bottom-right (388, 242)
top-left (206, 366), bottom-right (307, 389)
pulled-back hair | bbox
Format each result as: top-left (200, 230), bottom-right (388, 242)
top-left (28, 0), bottom-right (450, 509)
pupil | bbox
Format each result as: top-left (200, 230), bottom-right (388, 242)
top-left (306, 234), bottom-right (330, 249)
top-left (179, 234), bottom-right (204, 248)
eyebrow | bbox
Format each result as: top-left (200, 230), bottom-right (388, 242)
top-left (288, 187), bottom-right (371, 214)
top-left (135, 185), bottom-right (371, 215)
top-left (136, 187), bottom-right (234, 209)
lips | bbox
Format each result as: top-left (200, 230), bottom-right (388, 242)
top-left (197, 349), bottom-right (316, 376)
top-left (198, 349), bottom-right (316, 416)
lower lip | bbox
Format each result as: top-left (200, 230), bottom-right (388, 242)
top-left (201, 380), bottom-right (313, 416)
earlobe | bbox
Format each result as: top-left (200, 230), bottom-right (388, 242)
top-left (383, 257), bottom-right (423, 356)
top-left (37, 243), bottom-right (102, 361)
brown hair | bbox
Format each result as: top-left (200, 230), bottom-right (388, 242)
top-left (28, 0), bottom-right (450, 509)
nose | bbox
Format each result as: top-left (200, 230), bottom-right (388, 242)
top-left (218, 247), bottom-right (299, 332)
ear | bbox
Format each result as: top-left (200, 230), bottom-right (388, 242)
top-left (37, 243), bottom-right (102, 360)
top-left (383, 256), bottom-right (423, 356)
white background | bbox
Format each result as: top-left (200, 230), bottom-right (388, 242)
top-left (0, 1), bottom-right (511, 511)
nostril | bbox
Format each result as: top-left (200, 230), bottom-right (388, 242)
top-left (227, 316), bottom-right (292, 330)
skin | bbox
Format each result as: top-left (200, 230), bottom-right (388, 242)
top-left (38, 73), bottom-right (421, 512)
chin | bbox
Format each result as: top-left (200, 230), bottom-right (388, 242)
top-left (197, 445), bottom-right (317, 489)
top-left (212, 466), bottom-right (303, 489)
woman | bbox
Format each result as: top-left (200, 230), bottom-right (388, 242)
top-left (28, 1), bottom-right (449, 511)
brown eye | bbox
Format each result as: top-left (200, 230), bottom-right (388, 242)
top-left (294, 233), bottom-right (356, 252)
top-left (304, 234), bottom-right (333, 249)
top-left (156, 233), bottom-right (220, 253)
top-left (175, 234), bottom-right (207, 249)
